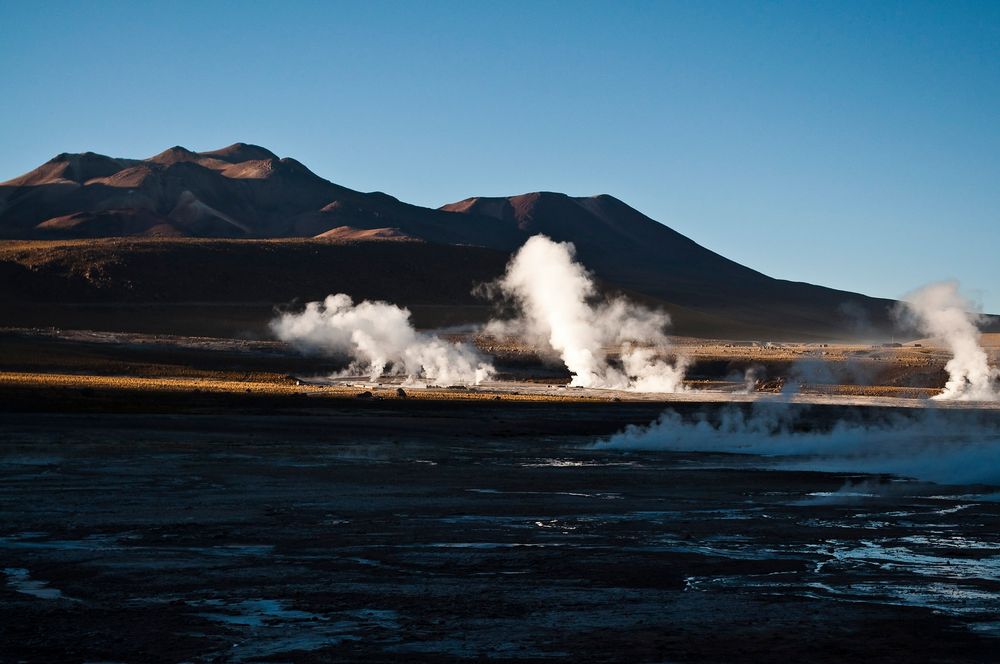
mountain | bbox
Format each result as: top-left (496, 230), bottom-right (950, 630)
top-left (440, 192), bottom-right (899, 337)
top-left (0, 143), bottom-right (918, 339)
top-left (0, 143), bottom-right (523, 246)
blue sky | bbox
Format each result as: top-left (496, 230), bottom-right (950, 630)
top-left (2, 1), bottom-right (998, 310)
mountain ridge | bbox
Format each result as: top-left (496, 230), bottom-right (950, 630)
top-left (0, 143), bottom-right (937, 339)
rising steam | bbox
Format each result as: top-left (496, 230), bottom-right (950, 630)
top-left (487, 235), bottom-right (687, 392)
top-left (270, 294), bottom-right (494, 385)
top-left (597, 403), bottom-right (1000, 486)
top-left (270, 235), bottom-right (684, 391)
top-left (900, 282), bottom-right (999, 401)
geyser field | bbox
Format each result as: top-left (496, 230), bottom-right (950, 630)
top-left (2, 237), bottom-right (999, 661)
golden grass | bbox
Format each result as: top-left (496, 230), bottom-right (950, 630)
top-left (0, 329), bottom-right (963, 411)
top-left (0, 370), bottom-right (944, 409)
top-left (0, 371), bottom-right (620, 404)
top-left (0, 371), bottom-right (297, 394)
top-left (981, 333), bottom-right (1000, 349)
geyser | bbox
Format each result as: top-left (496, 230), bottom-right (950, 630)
top-left (900, 282), bottom-right (999, 401)
top-left (271, 293), bottom-right (494, 385)
top-left (488, 234), bottom-right (687, 392)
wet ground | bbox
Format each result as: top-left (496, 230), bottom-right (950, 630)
top-left (2, 405), bottom-right (999, 662)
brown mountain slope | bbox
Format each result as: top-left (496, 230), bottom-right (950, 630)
top-left (312, 226), bottom-right (419, 242)
top-left (0, 143), bottom-right (523, 247)
top-left (441, 192), bottom-right (900, 337)
top-left (0, 144), bottom-right (950, 339)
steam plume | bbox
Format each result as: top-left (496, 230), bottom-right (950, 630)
top-left (900, 282), bottom-right (999, 401)
top-left (597, 403), bottom-right (1000, 486)
top-left (488, 235), bottom-right (687, 392)
top-left (271, 294), bottom-right (494, 385)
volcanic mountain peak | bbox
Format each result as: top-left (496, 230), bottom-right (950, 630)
top-left (276, 157), bottom-right (321, 180)
top-left (441, 191), bottom-right (630, 232)
top-left (3, 151), bottom-right (134, 187)
top-left (2, 144), bottom-right (292, 190)
top-left (147, 145), bottom-right (199, 163)
top-left (199, 142), bottom-right (279, 164)
top-left (2, 144), bottom-right (522, 249)
top-left (441, 190), bottom-right (700, 262)
top-left (144, 144), bottom-right (304, 179)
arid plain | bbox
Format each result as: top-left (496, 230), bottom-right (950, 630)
top-left (3, 325), bottom-right (1000, 661)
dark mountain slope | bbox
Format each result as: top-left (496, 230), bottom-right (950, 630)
top-left (441, 192), bottom-right (897, 337)
top-left (0, 144), bottom-right (928, 339)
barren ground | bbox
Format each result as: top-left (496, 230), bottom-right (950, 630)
top-left (4, 327), bottom-right (999, 408)
top-left (1, 328), bottom-right (999, 662)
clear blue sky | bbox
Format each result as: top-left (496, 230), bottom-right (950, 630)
top-left (2, 1), bottom-right (998, 310)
